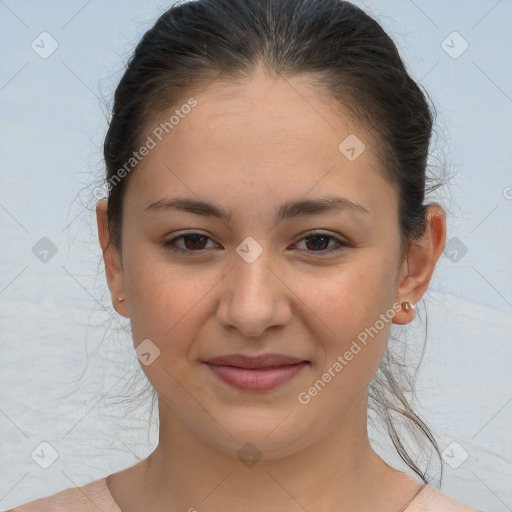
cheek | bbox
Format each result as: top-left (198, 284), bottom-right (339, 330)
top-left (123, 257), bottom-right (207, 398)
top-left (123, 246), bottom-right (221, 360)
top-left (296, 257), bottom-right (397, 342)
top-left (293, 307), bottom-right (391, 419)
top-left (122, 247), bottom-right (170, 335)
top-left (292, 256), bottom-right (397, 396)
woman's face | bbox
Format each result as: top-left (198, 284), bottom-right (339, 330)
top-left (105, 69), bottom-right (411, 458)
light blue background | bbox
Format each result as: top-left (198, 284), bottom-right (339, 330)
top-left (1, 1), bottom-right (511, 510)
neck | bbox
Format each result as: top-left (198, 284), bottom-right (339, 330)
top-left (115, 393), bottom-right (421, 511)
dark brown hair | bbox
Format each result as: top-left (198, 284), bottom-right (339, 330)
top-left (103, 0), bottom-right (444, 484)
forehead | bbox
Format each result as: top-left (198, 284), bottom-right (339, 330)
top-left (168, 70), bottom-right (362, 161)
top-left (126, 69), bottom-right (396, 218)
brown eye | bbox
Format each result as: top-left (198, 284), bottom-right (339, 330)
top-left (181, 234), bottom-right (209, 250)
top-left (294, 231), bottom-right (348, 254)
top-left (163, 230), bottom-right (348, 256)
top-left (163, 232), bottom-right (219, 254)
top-left (304, 234), bottom-right (331, 251)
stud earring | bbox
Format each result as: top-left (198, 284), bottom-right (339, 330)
top-left (401, 301), bottom-right (415, 312)
top-left (118, 296), bottom-right (125, 302)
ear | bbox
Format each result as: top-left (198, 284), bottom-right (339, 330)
top-left (96, 199), bottom-right (130, 318)
top-left (393, 203), bottom-right (446, 325)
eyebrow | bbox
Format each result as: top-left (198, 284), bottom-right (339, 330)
top-left (145, 195), bottom-right (369, 223)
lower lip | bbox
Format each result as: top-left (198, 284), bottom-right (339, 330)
top-left (204, 361), bottom-right (309, 391)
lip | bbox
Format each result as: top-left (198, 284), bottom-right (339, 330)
top-left (203, 353), bottom-right (309, 392)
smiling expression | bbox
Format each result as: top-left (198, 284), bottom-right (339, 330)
top-left (107, 68), bottom-right (409, 458)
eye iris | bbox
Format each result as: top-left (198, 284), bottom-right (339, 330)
top-left (306, 235), bottom-right (330, 251)
top-left (175, 233), bottom-right (336, 252)
top-left (184, 234), bottom-right (208, 250)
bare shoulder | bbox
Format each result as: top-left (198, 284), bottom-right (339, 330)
top-left (7, 477), bottom-right (120, 512)
top-left (8, 487), bottom-right (74, 512)
top-left (8, 487), bottom-right (75, 512)
top-left (406, 484), bottom-right (483, 512)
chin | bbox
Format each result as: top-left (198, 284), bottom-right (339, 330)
top-left (197, 406), bottom-right (316, 460)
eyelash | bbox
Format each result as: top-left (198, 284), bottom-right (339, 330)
top-left (162, 230), bottom-right (349, 256)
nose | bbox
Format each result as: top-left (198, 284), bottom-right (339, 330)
top-left (216, 249), bottom-right (293, 338)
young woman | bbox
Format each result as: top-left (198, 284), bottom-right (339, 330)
top-left (11, 0), bottom-right (482, 510)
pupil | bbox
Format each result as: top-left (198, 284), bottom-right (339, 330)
top-left (185, 235), bottom-right (206, 250)
top-left (307, 235), bottom-right (328, 251)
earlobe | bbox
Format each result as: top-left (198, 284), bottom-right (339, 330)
top-left (96, 200), bottom-right (130, 317)
top-left (392, 301), bottom-right (416, 326)
top-left (393, 203), bottom-right (446, 325)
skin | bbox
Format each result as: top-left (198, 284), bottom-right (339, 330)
top-left (96, 66), bottom-right (446, 512)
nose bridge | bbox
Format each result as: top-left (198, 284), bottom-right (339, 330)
top-left (217, 240), bottom-right (291, 336)
top-left (234, 248), bottom-right (275, 301)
